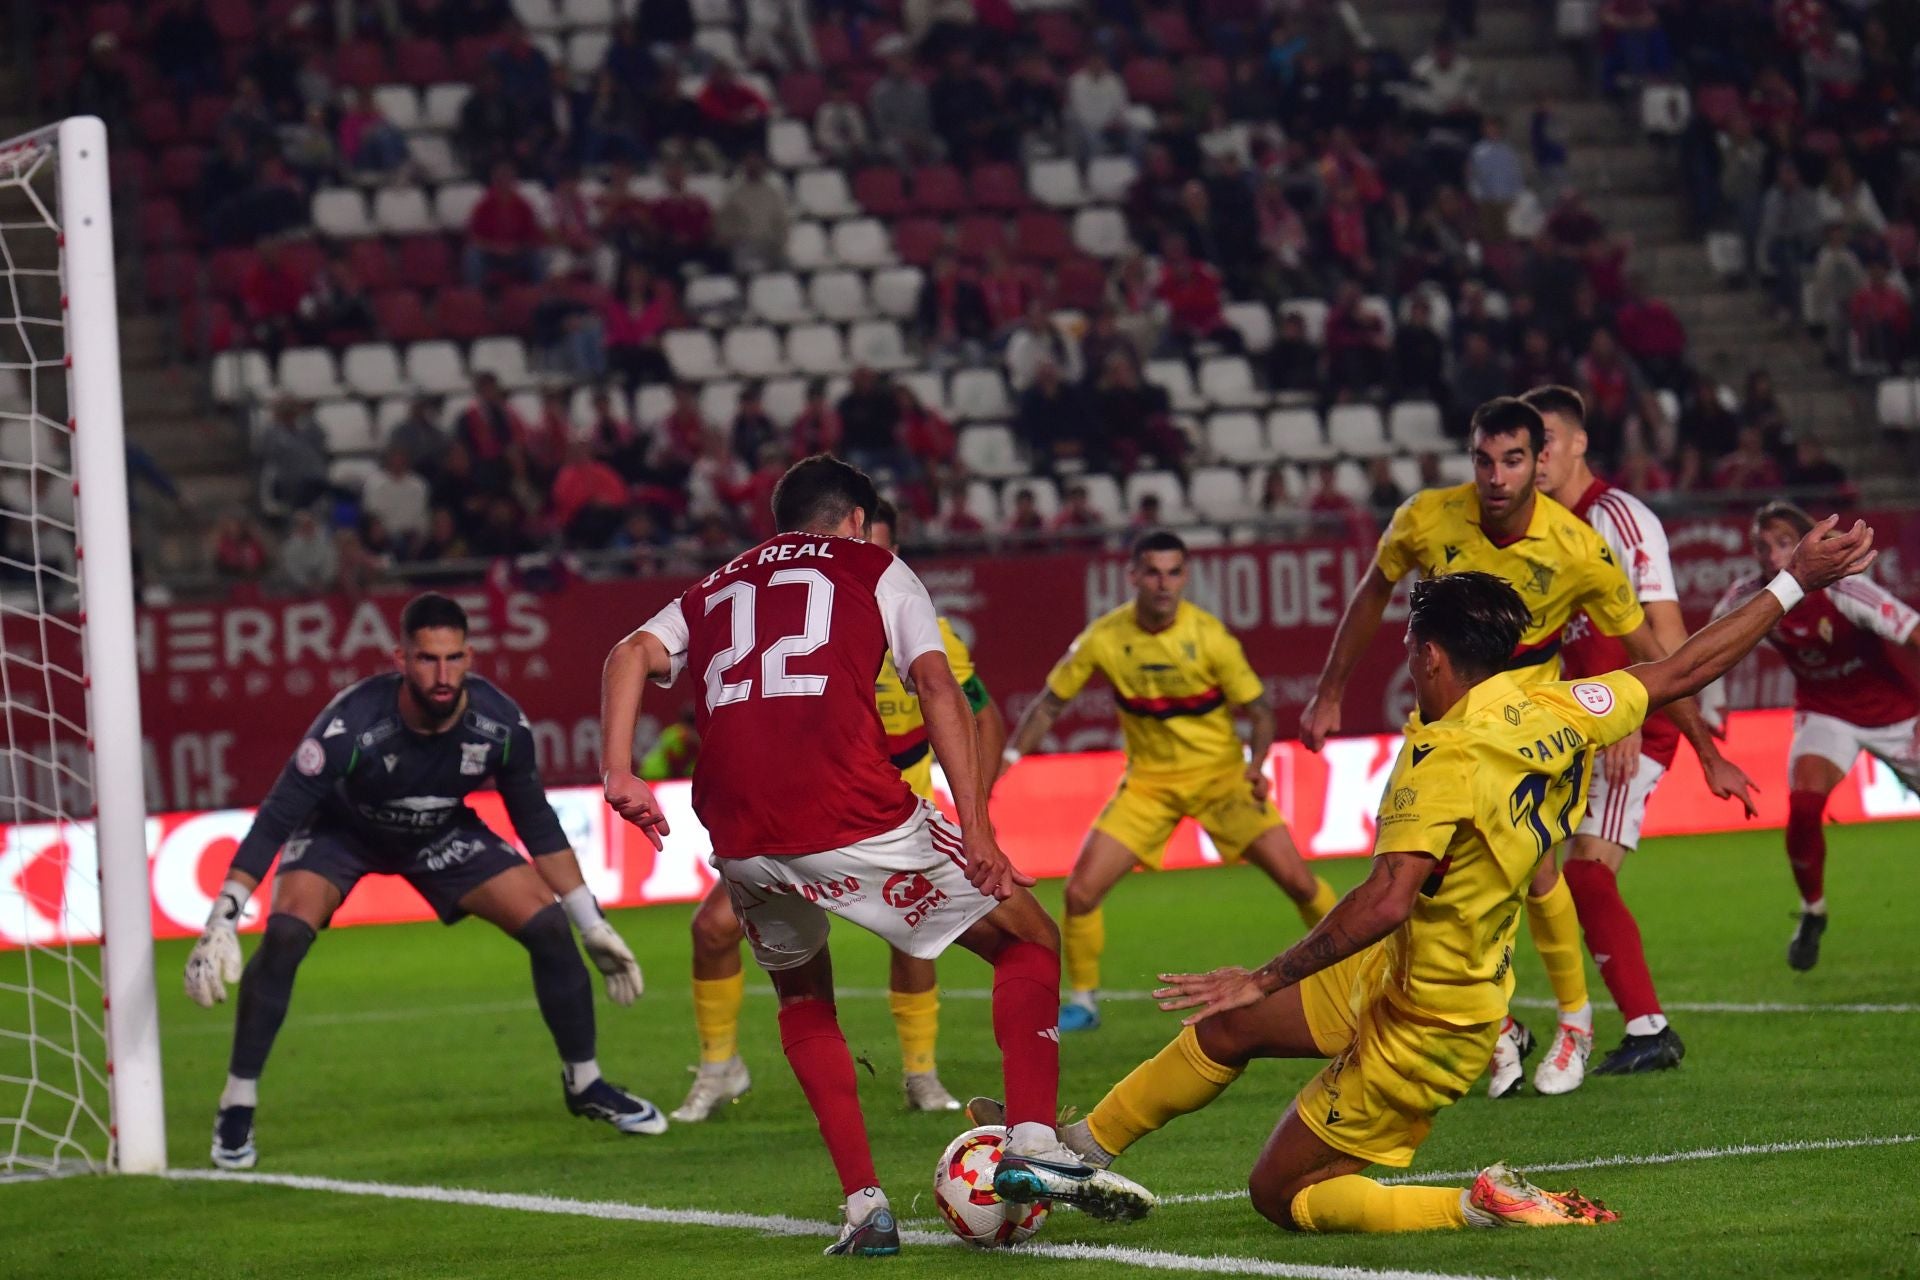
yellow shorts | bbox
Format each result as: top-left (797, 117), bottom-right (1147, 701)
top-left (1092, 766), bottom-right (1286, 869)
top-left (1294, 944), bottom-right (1499, 1168)
top-left (899, 753), bottom-right (935, 801)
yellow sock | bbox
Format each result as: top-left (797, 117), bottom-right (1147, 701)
top-left (1527, 873), bottom-right (1590, 1014)
top-left (1086, 1024), bottom-right (1242, 1156)
top-left (1062, 908), bottom-right (1104, 995)
top-left (1297, 875), bottom-right (1339, 926)
top-left (691, 971), bottom-right (745, 1064)
top-left (888, 987), bottom-right (940, 1076)
top-left (1291, 1176), bottom-right (1468, 1233)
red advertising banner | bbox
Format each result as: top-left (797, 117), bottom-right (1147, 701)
top-left (6, 709), bottom-right (1917, 949)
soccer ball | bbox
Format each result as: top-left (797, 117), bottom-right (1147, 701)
top-left (933, 1126), bottom-right (1049, 1247)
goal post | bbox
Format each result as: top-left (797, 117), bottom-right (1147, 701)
top-left (0, 116), bottom-right (163, 1176)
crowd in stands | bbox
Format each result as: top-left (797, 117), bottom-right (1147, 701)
top-left (35, 0), bottom-right (1863, 591)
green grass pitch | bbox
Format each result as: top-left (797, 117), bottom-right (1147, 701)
top-left (4, 822), bottom-right (1919, 1279)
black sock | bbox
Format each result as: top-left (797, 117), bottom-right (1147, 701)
top-left (228, 913), bottom-right (317, 1080)
top-left (515, 903), bottom-right (596, 1067)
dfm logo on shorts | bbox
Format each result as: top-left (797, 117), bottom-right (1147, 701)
top-left (882, 871), bottom-right (948, 929)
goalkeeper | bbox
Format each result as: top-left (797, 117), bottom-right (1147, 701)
top-left (183, 592), bottom-right (664, 1170)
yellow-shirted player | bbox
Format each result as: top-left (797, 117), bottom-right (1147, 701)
top-left (1003, 530), bottom-right (1337, 1032)
top-left (1298, 397), bottom-right (1752, 1097)
top-left (672, 502), bottom-right (1006, 1122)
top-left (973, 523), bottom-right (1876, 1233)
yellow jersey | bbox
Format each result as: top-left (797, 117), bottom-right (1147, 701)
top-left (1376, 485), bottom-right (1645, 682)
top-left (1371, 669), bottom-right (1649, 1026)
top-left (875, 616), bottom-right (987, 799)
top-left (1046, 600), bottom-right (1266, 776)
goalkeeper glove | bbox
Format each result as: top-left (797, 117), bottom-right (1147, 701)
top-left (563, 886), bottom-right (643, 1006)
top-left (184, 880), bottom-right (250, 1008)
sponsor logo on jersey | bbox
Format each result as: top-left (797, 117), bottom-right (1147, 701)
top-left (465, 711), bottom-right (509, 743)
top-left (882, 870), bottom-right (949, 929)
top-left (322, 718), bottom-right (348, 738)
top-left (460, 742), bottom-right (491, 775)
top-left (1572, 682), bottom-right (1616, 715)
top-left (359, 720), bottom-right (400, 749)
top-left (294, 739), bottom-right (326, 776)
top-left (1392, 786), bottom-right (1416, 811)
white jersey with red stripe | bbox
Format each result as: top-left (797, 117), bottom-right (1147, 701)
top-left (1561, 479), bottom-right (1682, 767)
top-left (1714, 572), bottom-right (1920, 727)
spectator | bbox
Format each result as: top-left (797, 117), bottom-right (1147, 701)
top-left (1066, 48), bottom-right (1139, 163)
top-left (545, 170), bottom-right (606, 278)
top-left (687, 435), bottom-right (749, 526)
top-left (468, 496), bottom-right (536, 557)
top-left (744, 0), bottom-right (818, 72)
top-left (1709, 425), bottom-right (1784, 492)
top-left (1006, 299), bottom-right (1082, 390)
top-left (735, 443), bottom-right (789, 541)
top-left (1306, 463), bottom-right (1373, 545)
top-left (656, 381), bottom-right (713, 464)
top-left (1050, 484), bottom-right (1105, 545)
top-left (1596, 0), bottom-right (1672, 98)
top-left (1739, 369), bottom-right (1791, 457)
top-left (1364, 456), bottom-right (1404, 526)
top-left (937, 481), bottom-right (987, 538)
top-left (491, 21), bottom-right (556, 121)
top-left (1807, 220), bottom-right (1867, 360)
top-left (914, 251), bottom-right (990, 363)
top-left (602, 264), bottom-right (683, 391)
top-left (1511, 326), bottom-right (1570, 391)
top-left (1816, 157), bottom-right (1887, 240)
top-left (895, 383), bottom-right (955, 470)
top-left (1003, 486), bottom-right (1044, 536)
top-left (457, 67), bottom-right (534, 175)
top-left (1392, 295), bottom-right (1448, 402)
top-left (1530, 96), bottom-right (1568, 199)
top-left (277, 509), bottom-right (339, 592)
top-left (281, 104), bottom-right (339, 186)
top-left (1406, 33), bottom-right (1479, 136)
top-left (361, 448), bottom-right (431, 555)
top-left (1574, 328), bottom-right (1656, 462)
top-left (636, 0), bottom-right (695, 47)
top-left (715, 152), bottom-right (790, 274)
top-left (869, 46), bottom-right (942, 164)
top-left (387, 396), bottom-right (449, 477)
top-left (525, 388), bottom-right (575, 477)
top-left (149, 0), bottom-right (225, 98)
top-left (296, 256), bottom-right (375, 347)
top-left (209, 513), bottom-right (270, 581)
top-left (1267, 312), bottom-right (1322, 396)
top-left (790, 379), bottom-right (843, 456)
top-left (583, 386), bottom-right (644, 478)
top-left (814, 84), bottom-right (871, 164)
top-left (1106, 252), bottom-right (1166, 363)
top-left (1447, 331), bottom-right (1510, 433)
top-left (730, 383), bottom-right (779, 469)
top-left (1155, 235), bottom-right (1238, 354)
top-left (241, 21), bottom-right (302, 119)
top-left (338, 87), bottom-right (411, 177)
top-left (695, 60), bottom-right (773, 160)
top-left (1324, 282), bottom-right (1389, 393)
top-left (1848, 258), bottom-right (1911, 371)
top-left (70, 33), bottom-right (132, 137)
top-left (1615, 447), bottom-right (1672, 495)
top-left (1757, 160), bottom-right (1822, 322)
top-left (1093, 350), bottom-right (1186, 474)
top-left (651, 161), bottom-right (721, 274)
top-left (430, 442), bottom-right (492, 537)
top-left (1015, 357), bottom-right (1100, 473)
top-left (930, 48), bottom-right (1012, 164)
top-left (1321, 182), bottom-right (1375, 281)
top-left (415, 507), bottom-right (470, 562)
top-left (1716, 112), bottom-right (1767, 268)
top-left (241, 241), bottom-right (305, 355)
top-left (1677, 378), bottom-right (1739, 460)
top-left (1005, 49), bottom-right (1063, 152)
top-left (977, 249), bottom-right (1032, 341)
top-left (551, 441), bottom-right (631, 548)
top-left (1465, 116), bottom-right (1525, 242)
top-left (1255, 169), bottom-right (1313, 298)
top-left (457, 372), bottom-right (529, 484)
top-left (257, 398), bottom-right (331, 512)
top-left (837, 367), bottom-right (911, 476)
top-left (1784, 438), bottom-right (1853, 499)
top-left (1128, 493), bottom-right (1164, 534)
top-left (1613, 287), bottom-right (1690, 389)
top-left (465, 161), bottom-right (546, 287)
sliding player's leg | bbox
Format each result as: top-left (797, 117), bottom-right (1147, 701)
top-left (454, 854), bottom-right (665, 1135)
top-left (1057, 826), bottom-right (1154, 1031)
top-left (887, 948), bottom-right (959, 1111)
top-left (1520, 852), bottom-right (1592, 1097)
top-left (676, 883), bottom-right (752, 1121)
top-left (1785, 726), bottom-right (1852, 970)
top-left (212, 862), bottom-right (342, 1169)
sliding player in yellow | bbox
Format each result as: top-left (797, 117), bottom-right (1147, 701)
top-left (1298, 397), bottom-right (1752, 1096)
top-left (974, 517), bottom-right (1876, 1232)
top-left (1003, 530), bottom-right (1335, 1032)
top-left (672, 501), bottom-right (1007, 1121)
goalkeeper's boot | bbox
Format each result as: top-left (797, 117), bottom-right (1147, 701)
top-left (210, 1105), bottom-right (257, 1171)
top-left (1787, 910), bottom-right (1828, 971)
top-left (1532, 1019), bottom-right (1593, 1096)
top-left (1486, 1017), bottom-right (1534, 1099)
top-left (672, 1056), bottom-right (752, 1123)
top-left (1464, 1162), bottom-right (1619, 1227)
top-left (994, 1125), bottom-right (1155, 1222)
top-left (824, 1188), bottom-right (899, 1257)
top-left (1057, 993), bottom-right (1100, 1033)
top-left (1594, 1025), bottom-right (1686, 1075)
top-left (903, 1070), bottom-right (961, 1112)
top-left (564, 1074), bottom-right (668, 1135)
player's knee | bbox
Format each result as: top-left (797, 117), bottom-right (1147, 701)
top-left (1194, 1010), bottom-right (1253, 1069)
top-left (1062, 879), bottom-right (1104, 918)
top-left (249, 913), bottom-right (316, 979)
top-left (1247, 1168), bottom-right (1308, 1231)
top-left (514, 903), bottom-right (581, 966)
top-left (690, 897), bottom-right (745, 957)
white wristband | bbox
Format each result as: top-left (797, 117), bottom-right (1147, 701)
top-left (561, 884), bottom-right (605, 932)
top-left (1001, 746), bottom-right (1023, 769)
top-left (208, 879), bottom-right (251, 931)
top-left (1764, 570), bottom-right (1806, 613)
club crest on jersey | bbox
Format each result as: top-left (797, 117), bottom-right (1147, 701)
top-left (1521, 559), bottom-right (1555, 595)
top-left (882, 871), bottom-right (949, 929)
top-left (460, 742), bottom-right (491, 775)
top-left (1819, 617), bottom-right (1835, 644)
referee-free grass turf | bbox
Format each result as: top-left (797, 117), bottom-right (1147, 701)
top-left (4, 821), bottom-right (1919, 1279)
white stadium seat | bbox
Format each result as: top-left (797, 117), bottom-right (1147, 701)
top-left (956, 425), bottom-right (1025, 479)
top-left (847, 320), bottom-right (913, 370)
top-left (699, 379), bottom-right (743, 427)
top-left (1332, 460), bottom-right (1369, 501)
top-left (422, 84), bottom-right (471, 130)
top-left (831, 219), bottom-right (894, 268)
top-left (1268, 408), bottom-right (1335, 462)
top-left (762, 377), bottom-right (808, 425)
top-left (278, 348), bottom-right (344, 400)
top-left (434, 181), bottom-right (485, 231)
top-left (1004, 476), bottom-right (1060, 518)
top-left (312, 188), bottom-right (372, 238)
top-left (1390, 455), bottom-right (1423, 495)
top-left (512, 0), bottom-right (564, 30)
top-left (1077, 474), bottom-right (1125, 524)
top-left (723, 325), bottom-right (789, 378)
top-left (1223, 301), bottom-right (1275, 353)
top-left (568, 31), bottom-right (612, 75)
top-left (565, 0), bottom-right (617, 22)
top-left (634, 384), bottom-right (675, 424)
top-left (212, 351), bottom-right (273, 404)
top-left (1189, 466), bottom-right (1252, 522)
top-left (1876, 377), bottom-right (1920, 429)
top-left (1028, 158), bottom-right (1086, 208)
top-left (315, 400), bottom-right (378, 456)
top-left (964, 479), bottom-right (1002, 525)
top-left (748, 273), bottom-right (813, 325)
top-left (663, 329), bottom-right (725, 380)
top-left (683, 274), bottom-right (743, 316)
top-left (470, 336), bottom-right (533, 388)
top-left (692, 28), bottom-right (741, 68)
top-left (809, 271), bottom-right (870, 322)
top-left (949, 368), bottom-right (1013, 421)
top-left (1438, 453), bottom-right (1474, 485)
top-left (796, 169), bottom-right (859, 219)
top-left (1145, 359), bottom-right (1205, 413)
top-left (1279, 298), bottom-right (1328, 345)
top-left (1326, 404), bottom-right (1390, 457)
top-left (870, 267), bottom-right (923, 319)
top-left (1124, 470), bottom-right (1190, 522)
top-left (328, 456), bottom-right (378, 490)
top-left (1206, 411), bottom-right (1273, 464)
top-left (787, 324), bottom-right (850, 376)
top-left (1086, 156), bottom-right (1139, 202)
top-left (768, 119), bottom-right (821, 169)
top-left (405, 341), bottom-right (468, 395)
top-left (786, 220), bottom-right (833, 270)
top-left (896, 370), bottom-right (948, 416)
top-left (344, 344), bottom-right (409, 399)
top-left (407, 135), bottom-right (459, 182)
top-left (372, 85), bottom-right (421, 130)
top-left (1197, 356), bottom-right (1266, 409)
top-left (1071, 207), bottom-right (1129, 258)
top-left (373, 186), bottom-right (434, 234)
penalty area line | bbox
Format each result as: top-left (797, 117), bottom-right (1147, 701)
top-left (161, 1169), bottom-right (1511, 1280)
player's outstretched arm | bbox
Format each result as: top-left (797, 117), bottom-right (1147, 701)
top-left (914, 649), bottom-right (1034, 901)
top-left (183, 869), bottom-right (257, 1008)
top-left (1618, 610), bottom-right (1758, 816)
top-left (1153, 851), bottom-right (1431, 1023)
top-left (1630, 517), bottom-right (1877, 713)
top-left (1301, 563), bottom-right (1395, 750)
top-left (600, 626), bottom-right (675, 850)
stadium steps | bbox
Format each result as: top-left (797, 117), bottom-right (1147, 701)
top-left (1364, 7), bottom-right (1540, 57)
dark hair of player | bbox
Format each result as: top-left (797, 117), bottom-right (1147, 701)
top-left (1753, 499), bottom-right (1815, 536)
top-left (1468, 397), bottom-right (1546, 455)
top-left (1407, 572), bottom-right (1532, 682)
top-left (869, 498), bottom-right (900, 537)
top-left (1130, 529), bottom-right (1188, 563)
top-left (1519, 384), bottom-right (1586, 429)
top-left (400, 592), bottom-right (469, 639)
top-left (772, 454), bottom-right (880, 533)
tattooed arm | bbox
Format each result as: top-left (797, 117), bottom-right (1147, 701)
top-left (1153, 852), bottom-right (1433, 1025)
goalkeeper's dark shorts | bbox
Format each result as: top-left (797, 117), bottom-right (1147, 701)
top-left (279, 823), bottom-right (528, 924)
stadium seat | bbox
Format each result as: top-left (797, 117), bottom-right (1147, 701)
top-left (762, 377), bottom-right (808, 425)
top-left (373, 289), bottom-right (432, 342)
top-left (797, 169), bottom-right (859, 219)
top-left (395, 40), bottom-right (452, 85)
top-left (344, 343), bottom-right (409, 398)
top-left (1086, 156), bottom-right (1139, 202)
top-left (1198, 357), bottom-right (1267, 409)
top-left (808, 271), bottom-right (870, 323)
top-left (566, 0), bottom-right (618, 23)
top-left (963, 479), bottom-right (1003, 525)
top-left (1028, 158), bottom-right (1087, 208)
top-left (1078, 474), bottom-right (1125, 525)
top-left (471, 337), bottom-right (534, 388)
top-left (407, 135), bottom-right (460, 183)
top-left (211, 351), bottom-right (273, 405)
top-left (1031, 10), bottom-right (1084, 60)
top-left (768, 119), bottom-right (820, 169)
top-left (433, 181), bottom-right (486, 231)
top-left (1123, 58), bottom-right (1176, 107)
top-left (1189, 466), bottom-right (1251, 522)
top-left (346, 240), bottom-right (396, 292)
top-left (1278, 298), bottom-right (1328, 345)
top-left (422, 83), bottom-right (470, 128)
top-left (1206, 412), bottom-right (1273, 464)
top-left (832, 219), bottom-right (896, 268)
top-left (278, 348), bottom-right (346, 400)
top-left (375, 187), bottom-right (435, 234)
top-left (1388, 400), bottom-right (1446, 451)
top-left (890, 217), bottom-right (945, 267)
top-left (571, 30), bottom-right (614, 74)
top-left (157, 145), bottom-right (206, 195)
top-left (1071, 208), bottom-right (1130, 258)
top-left (1012, 211), bottom-right (1073, 262)
top-left (779, 70), bottom-right (827, 118)
top-left (870, 267), bottom-right (923, 319)
top-left (405, 341), bottom-right (469, 395)
top-left (664, 329), bottom-right (725, 381)
top-left (787, 221), bottom-right (833, 270)
top-left (372, 85), bottom-right (421, 131)
top-left (1390, 455), bottom-right (1423, 495)
top-left (971, 163), bottom-right (1027, 213)
top-left (684, 274), bottom-right (744, 317)
top-left (1145, 360), bottom-right (1205, 413)
top-left (699, 380), bottom-right (743, 427)
top-left (207, 0), bottom-right (257, 43)
top-left (139, 198), bottom-right (188, 250)
top-left (635, 384), bottom-right (675, 424)
top-left (1331, 460), bottom-right (1369, 501)
top-left (395, 237), bottom-right (455, 291)
top-left (787, 324), bottom-right (850, 376)
top-left (335, 39), bottom-right (392, 88)
top-left (1054, 256), bottom-right (1106, 311)
top-left (848, 320), bottom-right (913, 370)
top-left (724, 326), bottom-right (789, 378)
top-left (316, 400), bottom-right (378, 456)
top-left (1125, 470), bottom-right (1190, 521)
top-left (748, 273), bottom-right (813, 325)
top-left (143, 249), bottom-right (198, 305)
top-left (1006, 477), bottom-right (1061, 519)
top-left (1144, 8), bottom-right (1198, 55)
top-left (328, 456), bottom-right (379, 491)
top-left (693, 0), bottom-right (736, 20)
top-left (1326, 405), bottom-right (1390, 457)
top-left (956, 215), bottom-right (1008, 263)
top-left (912, 165), bottom-right (967, 216)
top-left (1223, 302), bottom-right (1275, 354)
top-left (430, 287), bottom-right (494, 342)
top-left (1876, 377), bottom-right (1920, 429)
top-left (1437, 454), bottom-right (1474, 485)
top-left (136, 100), bottom-right (183, 148)
top-left (1268, 408), bottom-right (1335, 461)
top-left (957, 425), bottom-right (1027, 479)
top-left (949, 368), bottom-right (1013, 421)
top-left (896, 370), bottom-right (948, 416)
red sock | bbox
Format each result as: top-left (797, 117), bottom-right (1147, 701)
top-left (778, 999), bottom-right (877, 1195)
top-left (1786, 790), bottom-right (1829, 905)
top-left (992, 941), bottom-right (1060, 1128)
top-left (1562, 858), bottom-right (1661, 1022)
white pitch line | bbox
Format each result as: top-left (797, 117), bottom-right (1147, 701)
top-left (161, 1169), bottom-right (1509, 1280)
top-left (1156, 1133), bottom-right (1920, 1207)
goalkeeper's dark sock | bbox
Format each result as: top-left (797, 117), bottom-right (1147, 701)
top-left (516, 903), bottom-right (596, 1065)
top-left (228, 913), bottom-right (315, 1080)
top-left (779, 999), bottom-right (878, 1196)
top-left (991, 940), bottom-right (1061, 1128)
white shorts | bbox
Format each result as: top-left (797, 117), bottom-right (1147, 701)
top-left (1790, 711), bottom-right (1920, 789)
top-left (1575, 752), bottom-right (1666, 851)
top-left (712, 803), bottom-right (999, 972)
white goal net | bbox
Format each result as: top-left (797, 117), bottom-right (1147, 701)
top-left (0, 118), bottom-right (162, 1176)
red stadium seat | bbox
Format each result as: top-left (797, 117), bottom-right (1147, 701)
top-left (136, 100), bottom-right (183, 148)
top-left (346, 239), bottom-right (397, 292)
top-left (156, 145), bottom-right (206, 195)
top-left (1012, 210), bottom-right (1072, 262)
top-left (493, 284), bottom-right (544, 336)
top-left (185, 298), bottom-right (237, 353)
top-left (1031, 13), bottom-right (1084, 63)
top-left (431, 287), bottom-right (494, 341)
top-left (1123, 57), bottom-right (1176, 108)
top-left (394, 38), bottom-right (452, 85)
top-left (334, 39), bottom-right (392, 89)
top-left (138, 198), bottom-right (187, 250)
top-left (373, 289), bottom-right (431, 342)
top-left (277, 239), bottom-right (326, 286)
top-left (451, 35), bottom-right (495, 81)
top-left (87, 3), bottom-right (137, 40)
top-left (1693, 84), bottom-right (1742, 129)
top-left (1800, 128), bottom-right (1843, 157)
top-left (1144, 8), bottom-right (1198, 56)
top-left (206, 0), bottom-right (256, 43)
top-left (109, 146), bottom-right (149, 196)
top-left (845, 66), bottom-right (882, 104)
top-left (1193, 55), bottom-right (1228, 97)
top-left (1886, 222), bottom-right (1918, 269)
top-left (1053, 255), bottom-right (1106, 310)
top-left (811, 23), bottom-right (854, 68)
top-left (912, 164), bottom-right (968, 216)
top-left (143, 249), bottom-right (198, 305)
top-left (892, 217), bottom-right (946, 267)
top-left (969, 163), bottom-right (1027, 213)
top-left (853, 166), bottom-right (909, 216)
top-left (954, 214), bottom-right (1006, 262)
top-left (184, 95), bottom-right (229, 142)
top-left (396, 235), bottom-right (455, 291)
top-left (779, 71), bottom-right (827, 120)
top-left (206, 246), bottom-right (259, 301)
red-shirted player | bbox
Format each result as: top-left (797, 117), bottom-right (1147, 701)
top-left (1714, 500), bottom-right (1920, 972)
top-left (599, 457), bottom-right (1156, 1255)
